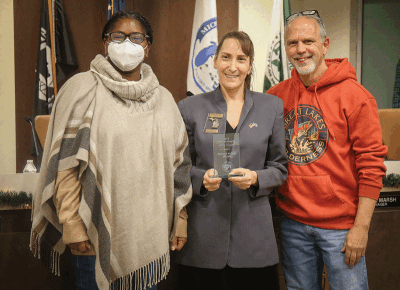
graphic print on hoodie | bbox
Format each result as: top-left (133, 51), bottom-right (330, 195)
top-left (284, 104), bottom-right (329, 165)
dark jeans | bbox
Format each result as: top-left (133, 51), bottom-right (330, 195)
top-left (71, 255), bottom-right (158, 290)
top-left (71, 255), bottom-right (99, 290)
top-left (178, 264), bottom-right (280, 290)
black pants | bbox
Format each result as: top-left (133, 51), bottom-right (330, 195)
top-left (177, 264), bottom-right (280, 290)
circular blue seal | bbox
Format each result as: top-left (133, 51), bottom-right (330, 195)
top-left (191, 17), bottom-right (219, 93)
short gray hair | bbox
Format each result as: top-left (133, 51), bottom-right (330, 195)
top-left (284, 13), bottom-right (327, 43)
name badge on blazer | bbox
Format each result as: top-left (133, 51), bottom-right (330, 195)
top-left (203, 113), bottom-right (224, 133)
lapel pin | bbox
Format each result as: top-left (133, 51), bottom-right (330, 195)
top-left (204, 113), bottom-right (224, 133)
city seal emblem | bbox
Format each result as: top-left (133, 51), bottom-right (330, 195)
top-left (222, 161), bottom-right (233, 173)
top-left (190, 17), bottom-right (219, 93)
top-left (264, 33), bottom-right (293, 92)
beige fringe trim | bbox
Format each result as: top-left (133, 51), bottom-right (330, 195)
top-left (110, 250), bottom-right (170, 290)
top-left (30, 231), bottom-right (61, 276)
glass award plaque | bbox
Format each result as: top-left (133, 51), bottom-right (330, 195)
top-left (212, 133), bottom-right (241, 178)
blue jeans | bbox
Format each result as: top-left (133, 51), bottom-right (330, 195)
top-left (280, 216), bottom-right (369, 290)
top-left (71, 255), bottom-right (158, 290)
top-left (71, 255), bottom-right (99, 290)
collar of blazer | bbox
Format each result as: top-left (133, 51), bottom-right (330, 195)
top-left (213, 86), bottom-right (254, 133)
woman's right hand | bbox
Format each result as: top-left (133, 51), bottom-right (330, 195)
top-left (203, 169), bottom-right (222, 191)
top-left (69, 240), bottom-right (91, 253)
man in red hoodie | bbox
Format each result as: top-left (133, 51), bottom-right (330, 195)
top-left (267, 11), bottom-right (387, 290)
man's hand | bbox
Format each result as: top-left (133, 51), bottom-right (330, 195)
top-left (69, 240), bottom-right (91, 253)
top-left (341, 224), bottom-right (368, 268)
top-left (170, 237), bottom-right (187, 251)
top-left (341, 196), bottom-right (377, 268)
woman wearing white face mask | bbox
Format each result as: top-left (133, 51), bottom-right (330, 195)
top-left (30, 11), bottom-right (192, 290)
top-left (103, 12), bottom-right (150, 79)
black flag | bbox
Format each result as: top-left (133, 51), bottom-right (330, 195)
top-left (32, 0), bottom-right (78, 160)
top-left (33, 0), bottom-right (55, 117)
top-left (54, 0), bottom-right (78, 83)
top-left (33, 0), bottom-right (78, 118)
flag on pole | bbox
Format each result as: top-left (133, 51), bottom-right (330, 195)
top-left (33, 0), bottom-right (55, 117)
top-left (187, 0), bottom-right (219, 96)
top-left (108, 0), bottom-right (125, 19)
top-left (32, 0), bottom-right (78, 162)
top-left (53, 0), bottom-right (78, 83)
top-left (263, 0), bottom-right (292, 93)
top-left (33, 0), bottom-right (78, 117)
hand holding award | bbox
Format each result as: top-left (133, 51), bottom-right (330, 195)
top-left (212, 133), bottom-right (243, 178)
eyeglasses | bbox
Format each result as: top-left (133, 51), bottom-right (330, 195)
top-left (286, 10), bottom-right (321, 22)
top-left (105, 32), bottom-right (148, 44)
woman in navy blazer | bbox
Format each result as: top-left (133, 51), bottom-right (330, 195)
top-left (175, 31), bottom-right (288, 290)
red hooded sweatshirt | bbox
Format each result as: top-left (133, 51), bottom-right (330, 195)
top-left (267, 58), bottom-right (387, 229)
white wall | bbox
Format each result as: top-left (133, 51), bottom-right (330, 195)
top-left (290, 0), bottom-right (351, 61)
top-left (239, 0), bottom-right (273, 93)
top-left (239, 0), bottom-right (353, 93)
top-left (0, 0), bottom-right (16, 174)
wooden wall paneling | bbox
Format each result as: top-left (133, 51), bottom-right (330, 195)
top-left (366, 208), bottom-right (400, 290)
top-left (61, 0), bottom-right (107, 78)
top-left (132, 0), bottom-right (171, 97)
top-left (134, 0), bottom-right (238, 104)
top-left (124, 0), bottom-right (134, 13)
top-left (0, 209), bottom-right (76, 289)
top-left (15, 0), bottom-right (238, 171)
top-left (217, 0), bottom-right (239, 39)
top-left (14, 0), bottom-right (109, 172)
top-left (14, 0), bottom-right (42, 173)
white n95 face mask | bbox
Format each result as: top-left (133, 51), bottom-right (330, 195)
top-left (107, 40), bottom-right (146, 72)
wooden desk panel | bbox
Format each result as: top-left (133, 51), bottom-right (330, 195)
top-left (0, 209), bottom-right (75, 290)
top-left (366, 208), bottom-right (400, 290)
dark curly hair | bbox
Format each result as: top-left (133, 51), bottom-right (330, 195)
top-left (102, 11), bottom-right (153, 44)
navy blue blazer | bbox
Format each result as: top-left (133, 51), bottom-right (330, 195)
top-left (174, 87), bottom-right (288, 269)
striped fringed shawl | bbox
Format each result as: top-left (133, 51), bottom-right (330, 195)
top-left (30, 55), bottom-right (192, 290)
